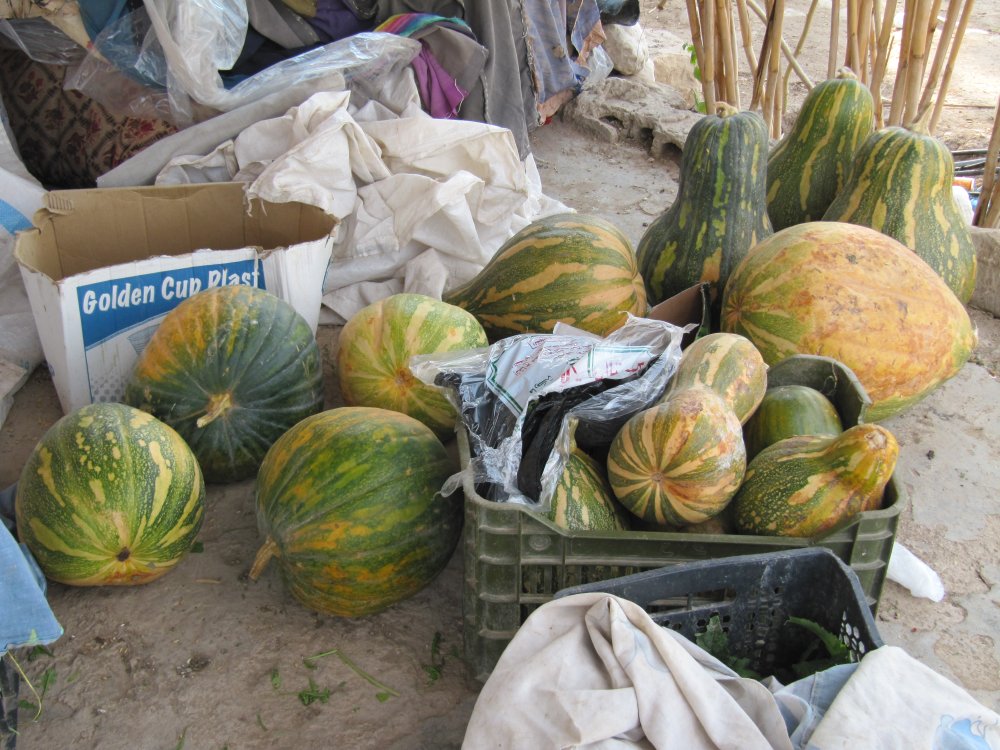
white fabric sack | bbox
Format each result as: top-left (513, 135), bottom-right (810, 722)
top-left (156, 69), bottom-right (567, 324)
top-left (806, 646), bottom-right (1000, 749)
top-left (463, 592), bottom-right (793, 750)
top-left (0, 114), bottom-right (46, 428)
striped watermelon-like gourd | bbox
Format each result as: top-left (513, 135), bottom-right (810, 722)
top-left (443, 213), bottom-right (647, 340)
top-left (637, 104), bottom-right (772, 312)
top-left (546, 420), bottom-right (631, 532)
top-left (822, 109), bottom-right (977, 303)
top-left (743, 385), bottom-right (843, 461)
top-left (607, 387), bottom-right (746, 527)
top-left (250, 407), bottom-right (460, 617)
top-left (721, 222), bottom-right (977, 422)
top-left (766, 68), bottom-right (874, 230)
top-left (662, 332), bottom-right (767, 424)
top-left (337, 293), bottom-right (487, 441)
top-left (15, 403), bottom-right (205, 586)
top-left (732, 423), bottom-right (898, 538)
top-left (125, 285), bottom-right (324, 483)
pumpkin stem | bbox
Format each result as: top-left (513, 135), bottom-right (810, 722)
top-left (905, 105), bottom-right (934, 135)
top-left (835, 67), bottom-right (859, 80)
top-left (715, 102), bottom-right (739, 118)
top-left (197, 392), bottom-right (234, 428)
top-left (249, 537), bottom-right (279, 581)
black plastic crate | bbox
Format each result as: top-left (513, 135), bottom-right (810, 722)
top-left (554, 547), bottom-right (883, 679)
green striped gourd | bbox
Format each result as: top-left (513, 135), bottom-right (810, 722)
top-left (822, 109), bottom-right (977, 302)
top-left (721, 222), bottom-right (977, 422)
top-left (546, 420), bottom-right (631, 532)
top-left (443, 213), bottom-right (647, 340)
top-left (732, 423), bottom-right (898, 538)
top-left (250, 407), bottom-right (460, 617)
top-left (125, 285), bottom-right (324, 483)
top-left (743, 385), bottom-right (843, 460)
top-left (15, 403), bottom-right (205, 586)
top-left (662, 332), bottom-right (768, 424)
top-left (637, 104), bottom-right (772, 312)
top-left (607, 387), bottom-right (746, 527)
top-left (337, 293), bottom-right (487, 441)
top-left (766, 68), bottom-right (875, 230)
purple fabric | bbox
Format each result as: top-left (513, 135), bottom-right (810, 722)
top-left (306, 0), bottom-right (373, 42)
top-left (410, 45), bottom-right (467, 119)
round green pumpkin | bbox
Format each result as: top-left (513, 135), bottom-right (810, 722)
top-left (125, 285), bottom-right (324, 484)
top-left (250, 407), bottom-right (461, 617)
top-left (337, 293), bottom-right (487, 441)
top-left (743, 385), bottom-right (843, 460)
top-left (15, 402), bottom-right (205, 586)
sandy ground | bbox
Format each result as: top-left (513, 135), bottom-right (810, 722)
top-left (3, 1), bottom-right (1000, 747)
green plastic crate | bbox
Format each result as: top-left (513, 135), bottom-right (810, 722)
top-left (459, 354), bottom-right (905, 682)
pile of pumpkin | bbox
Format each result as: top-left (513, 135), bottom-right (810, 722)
top-left (12, 66), bottom-right (978, 619)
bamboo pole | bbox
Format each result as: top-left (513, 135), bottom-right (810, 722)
top-left (984, 181), bottom-right (1000, 227)
top-left (871, 0), bottom-right (899, 122)
top-left (888, 0), bottom-right (917, 125)
top-left (973, 94), bottom-right (1000, 226)
top-left (750, 1), bottom-right (775, 110)
top-left (764, 0), bottom-right (786, 138)
top-left (829, 0), bottom-right (842, 78)
top-left (929, 0), bottom-right (976, 131)
top-left (847, 0), bottom-right (862, 75)
top-left (917, 0), bottom-right (964, 114)
top-left (746, 0), bottom-right (815, 88)
top-left (713, 0), bottom-right (732, 105)
top-left (685, 0), bottom-right (716, 113)
top-left (903, 0), bottom-right (934, 124)
top-left (783, 0), bottom-right (821, 111)
top-left (735, 0), bottom-right (760, 73)
top-left (857, 0), bottom-right (874, 80)
top-left (702, 0), bottom-right (718, 109)
top-left (723, 0), bottom-right (741, 107)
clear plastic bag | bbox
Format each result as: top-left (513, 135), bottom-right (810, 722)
top-left (411, 315), bottom-right (690, 511)
top-left (140, 0), bottom-right (421, 125)
top-left (0, 17), bottom-right (86, 65)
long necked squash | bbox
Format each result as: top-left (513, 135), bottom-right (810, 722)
top-left (637, 103), bottom-right (772, 313)
top-left (443, 213), bottom-right (647, 340)
top-left (721, 221), bottom-right (977, 422)
top-left (766, 68), bottom-right (874, 230)
top-left (661, 332), bottom-right (768, 424)
top-left (822, 109), bottom-right (977, 302)
top-left (732, 423), bottom-right (898, 538)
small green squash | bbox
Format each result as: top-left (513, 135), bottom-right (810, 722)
top-left (15, 403), bottom-right (205, 586)
top-left (607, 386), bottom-right (746, 527)
top-left (743, 385), bottom-right (843, 460)
top-left (721, 222), bottom-right (977, 422)
top-left (443, 213), bottom-right (647, 340)
top-left (337, 293), bottom-right (487, 441)
top-left (766, 68), bottom-right (875, 230)
top-left (662, 332), bottom-right (768, 424)
top-left (250, 407), bottom-right (460, 617)
top-left (637, 104), bottom-right (772, 311)
top-left (546, 421), bottom-right (631, 532)
top-left (822, 109), bottom-right (977, 303)
top-left (732, 423), bottom-right (898, 538)
top-left (125, 285), bottom-right (324, 483)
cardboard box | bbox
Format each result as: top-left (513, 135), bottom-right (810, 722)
top-left (15, 182), bottom-right (337, 414)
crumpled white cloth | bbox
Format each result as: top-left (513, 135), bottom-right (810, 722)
top-left (155, 69), bottom-right (568, 324)
top-left (464, 593), bottom-right (794, 750)
top-left (464, 593), bottom-right (1000, 750)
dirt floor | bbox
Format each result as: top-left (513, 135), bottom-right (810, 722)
top-left (3, 1), bottom-right (1000, 748)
